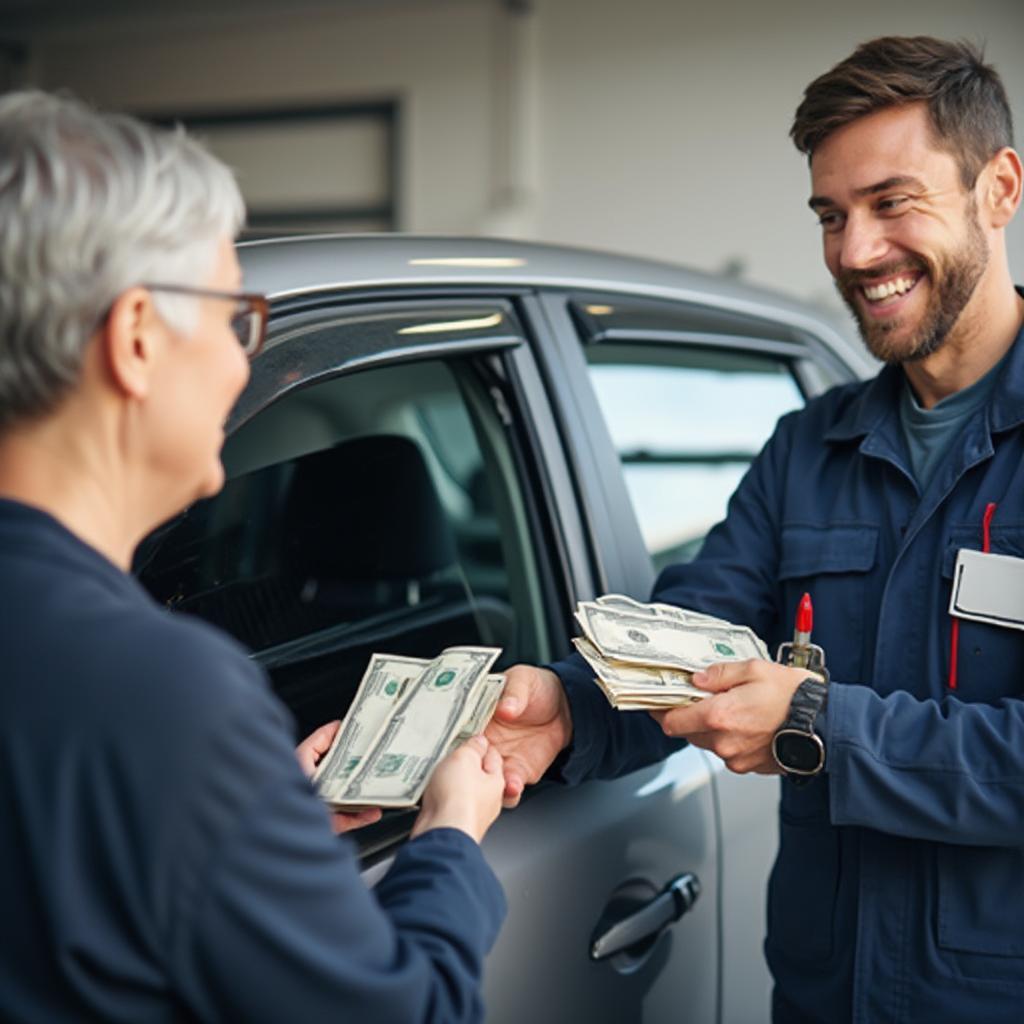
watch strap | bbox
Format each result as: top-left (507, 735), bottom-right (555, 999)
top-left (782, 674), bottom-right (829, 733)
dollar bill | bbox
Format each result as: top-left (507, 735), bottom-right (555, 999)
top-left (452, 673), bottom-right (507, 746)
top-left (314, 653), bottom-right (429, 804)
top-left (573, 637), bottom-right (708, 707)
top-left (649, 603), bottom-right (734, 628)
top-left (597, 594), bottom-right (731, 629)
top-left (336, 645), bottom-right (501, 809)
top-left (573, 636), bottom-right (694, 689)
top-left (595, 593), bottom-right (655, 613)
top-left (577, 602), bottom-right (767, 672)
top-left (575, 596), bottom-right (770, 710)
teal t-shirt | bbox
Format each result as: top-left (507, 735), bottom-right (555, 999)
top-left (899, 352), bottom-right (1009, 492)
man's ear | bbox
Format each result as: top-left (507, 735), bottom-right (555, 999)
top-left (102, 287), bottom-right (162, 400)
top-left (980, 146), bottom-right (1023, 229)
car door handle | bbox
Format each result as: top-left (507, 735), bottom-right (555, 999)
top-left (590, 872), bottom-right (701, 961)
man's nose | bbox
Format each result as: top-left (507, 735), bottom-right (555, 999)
top-left (837, 212), bottom-right (889, 270)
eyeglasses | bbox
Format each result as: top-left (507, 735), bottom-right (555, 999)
top-left (143, 283), bottom-right (269, 358)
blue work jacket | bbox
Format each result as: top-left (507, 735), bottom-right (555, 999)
top-left (0, 500), bottom-right (505, 1023)
top-left (554, 322), bottom-right (1024, 1023)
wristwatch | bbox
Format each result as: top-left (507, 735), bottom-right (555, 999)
top-left (771, 675), bottom-right (829, 778)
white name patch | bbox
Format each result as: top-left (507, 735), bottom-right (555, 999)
top-left (948, 548), bottom-right (1024, 631)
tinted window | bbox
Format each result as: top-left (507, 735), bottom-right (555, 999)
top-left (136, 309), bottom-right (549, 750)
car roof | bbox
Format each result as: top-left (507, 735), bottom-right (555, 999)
top-left (237, 233), bottom-right (875, 376)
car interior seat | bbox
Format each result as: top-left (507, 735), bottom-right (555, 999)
top-left (266, 432), bottom-right (515, 735)
top-left (283, 433), bottom-right (459, 615)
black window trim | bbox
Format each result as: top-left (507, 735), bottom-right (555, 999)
top-left (586, 327), bottom-right (808, 361)
top-left (228, 297), bottom-right (525, 433)
top-left (570, 288), bottom-right (860, 388)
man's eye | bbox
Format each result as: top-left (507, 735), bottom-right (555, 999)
top-left (817, 212), bottom-right (843, 232)
top-left (877, 196), bottom-right (908, 212)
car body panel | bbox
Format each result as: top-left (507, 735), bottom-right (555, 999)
top-left (238, 234), bottom-right (874, 384)
top-left (481, 747), bottom-right (718, 1024)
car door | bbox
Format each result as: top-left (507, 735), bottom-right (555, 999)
top-left (134, 292), bottom-right (721, 1023)
top-left (525, 287), bottom-right (862, 1024)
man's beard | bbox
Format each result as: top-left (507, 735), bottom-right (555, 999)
top-left (836, 201), bottom-right (989, 364)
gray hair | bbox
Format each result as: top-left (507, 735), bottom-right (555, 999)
top-left (0, 90), bottom-right (245, 430)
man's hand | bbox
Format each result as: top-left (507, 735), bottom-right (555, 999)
top-left (650, 660), bottom-right (812, 774)
top-left (484, 665), bottom-right (573, 808)
top-left (295, 721), bottom-right (383, 834)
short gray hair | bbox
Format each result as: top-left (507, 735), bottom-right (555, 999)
top-left (0, 90), bottom-right (245, 430)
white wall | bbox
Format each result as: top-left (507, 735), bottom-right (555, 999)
top-left (24, 0), bottom-right (1024, 323)
top-left (529, 0), bottom-right (1024, 318)
top-left (30, 0), bottom-right (498, 234)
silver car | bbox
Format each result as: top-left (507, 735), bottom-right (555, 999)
top-left (135, 236), bottom-right (872, 1024)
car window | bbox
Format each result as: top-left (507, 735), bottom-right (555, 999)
top-left (574, 298), bottom-right (805, 573)
top-left (135, 304), bottom-right (552, 850)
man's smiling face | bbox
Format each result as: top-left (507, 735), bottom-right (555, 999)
top-left (810, 102), bottom-right (990, 364)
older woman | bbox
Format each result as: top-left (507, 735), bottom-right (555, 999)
top-left (0, 90), bottom-right (505, 1023)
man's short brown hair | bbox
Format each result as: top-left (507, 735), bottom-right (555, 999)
top-left (791, 36), bottom-right (1014, 188)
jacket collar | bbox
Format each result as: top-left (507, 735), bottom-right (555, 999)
top-left (823, 362), bottom-right (901, 443)
top-left (989, 315), bottom-right (1024, 433)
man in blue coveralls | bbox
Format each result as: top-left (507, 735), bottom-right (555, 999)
top-left (487, 36), bottom-right (1024, 1023)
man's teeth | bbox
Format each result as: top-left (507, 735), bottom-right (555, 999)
top-left (863, 276), bottom-right (917, 301)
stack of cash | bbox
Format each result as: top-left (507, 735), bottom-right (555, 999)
top-left (574, 594), bottom-right (770, 710)
top-left (313, 646), bottom-right (505, 810)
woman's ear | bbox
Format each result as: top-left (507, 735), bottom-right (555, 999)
top-left (102, 287), bottom-right (162, 400)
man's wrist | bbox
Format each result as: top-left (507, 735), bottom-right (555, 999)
top-left (543, 661), bottom-right (597, 785)
top-left (772, 675), bottom-right (829, 778)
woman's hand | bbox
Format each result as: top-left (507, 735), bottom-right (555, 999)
top-left (296, 720), bottom-right (383, 834)
top-left (411, 735), bottom-right (505, 844)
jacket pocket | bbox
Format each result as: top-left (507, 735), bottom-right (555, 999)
top-left (941, 522), bottom-right (1024, 578)
top-left (941, 523), bottom-right (1024, 701)
top-left (778, 524), bottom-right (878, 682)
top-left (937, 844), bottom-right (1024, 963)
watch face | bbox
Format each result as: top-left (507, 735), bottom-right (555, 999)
top-left (773, 730), bottom-right (824, 774)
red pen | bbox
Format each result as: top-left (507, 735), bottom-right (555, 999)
top-left (948, 501), bottom-right (997, 691)
top-left (776, 592), bottom-right (826, 672)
